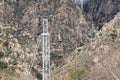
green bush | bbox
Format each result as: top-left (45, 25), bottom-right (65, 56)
top-left (69, 68), bottom-right (86, 80)
top-left (18, 37), bottom-right (28, 45)
top-left (6, 50), bottom-right (12, 56)
top-left (2, 41), bottom-right (9, 47)
top-left (32, 68), bottom-right (42, 80)
top-left (12, 60), bottom-right (18, 65)
top-left (0, 51), bottom-right (4, 57)
top-left (83, 64), bottom-right (91, 71)
top-left (0, 61), bottom-right (7, 69)
top-left (110, 33), bottom-right (117, 39)
top-left (109, 32), bottom-right (117, 41)
top-left (50, 52), bottom-right (59, 60)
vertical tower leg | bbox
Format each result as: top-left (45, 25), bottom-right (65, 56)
top-left (81, 0), bottom-right (83, 11)
top-left (42, 19), bottom-right (50, 80)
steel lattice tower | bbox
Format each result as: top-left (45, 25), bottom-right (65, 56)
top-left (41, 16), bottom-right (50, 80)
top-left (80, 0), bottom-right (83, 11)
top-left (21, 0), bottom-right (51, 80)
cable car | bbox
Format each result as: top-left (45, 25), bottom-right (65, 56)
top-left (58, 33), bottom-right (62, 42)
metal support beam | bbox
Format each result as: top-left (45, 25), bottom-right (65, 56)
top-left (80, 0), bottom-right (83, 11)
top-left (42, 19), bottom-right (50, 80)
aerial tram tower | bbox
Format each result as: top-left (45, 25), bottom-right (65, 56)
top-left (40, 1), bottom-right (50, 80)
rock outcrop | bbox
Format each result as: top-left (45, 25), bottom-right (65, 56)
top-left (84, 0), bottom-right (120, 29)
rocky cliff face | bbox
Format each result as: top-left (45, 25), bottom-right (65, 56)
top-left (53, 12), bottom-right (120, 80)
top-left (84, 0), bottom-right (120, 29)
top-left (83, 12), bottom-right (120, 80)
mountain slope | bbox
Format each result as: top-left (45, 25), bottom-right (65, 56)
top-left (53, 12), bottom-right (120, 80)
top-left (84, 12), bottom-right (120, 80)
top-left (0, 0), bottom-right (120, 80)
